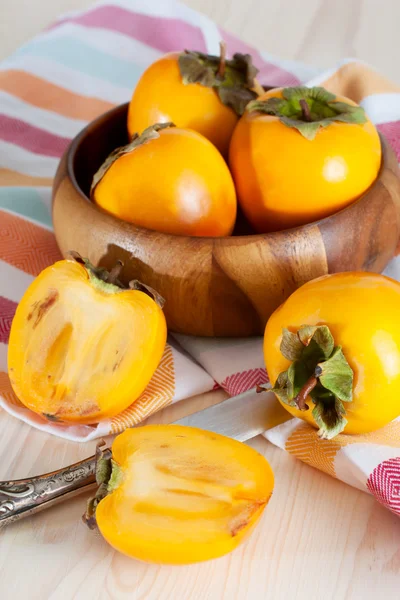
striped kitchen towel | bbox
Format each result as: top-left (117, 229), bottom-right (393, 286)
top-left (1, 0), bottom-right (399, 516)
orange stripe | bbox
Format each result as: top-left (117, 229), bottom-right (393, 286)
top-left (110, 344), bottom-right (175, 434)
top-left (0, 168), bottom-right (53, 187)
top-left (285, 423), bottom-right (341, 478)
top-left (329, 419), bottom-right (400, 448)
top-left (0, 210), bottom-right (62, 276)
top-left (285, 418), bottom-right (400, 479)
top-left (0, 70), bottom-right (116, 121)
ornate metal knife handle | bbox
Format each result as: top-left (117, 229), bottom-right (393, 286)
top-left (0, 451), bottom-right (107, 529)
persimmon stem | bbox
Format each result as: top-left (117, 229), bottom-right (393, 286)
top-left (256, 384), bottom-right (268, 393)
top-left (107, 260), bottom-right (123, 284)
top-left (299, 99), bottom-right (311, 122)
top-left (294, 375), bottom-right (318, 411)
top-left (217, 41), bottom-right (227, 78)
top-left (68, 250), bottom-right (85, 264)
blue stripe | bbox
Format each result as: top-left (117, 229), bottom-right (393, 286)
top-left (0, 188), bottom-right (53, 228)
top-left (11, 35), bottom-right (143, 89)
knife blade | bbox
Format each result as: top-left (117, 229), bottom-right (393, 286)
top-left (175, 388), bottom-right (289, 441)
top-left (0, 388), bottom-right (289, 529)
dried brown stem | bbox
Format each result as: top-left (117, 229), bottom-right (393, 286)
top-left (294, 375), bottom-right (318, 411)
top-left (107, 260), bottom-right (123, 284)
top-left (256, 384), bottom-right (268, 394)
top-left (217, 41), bottom-right (227, 78)
top-left (67, 250), bottom-right (85, 264)
top-left (299, 99), bottom-right (312, 122)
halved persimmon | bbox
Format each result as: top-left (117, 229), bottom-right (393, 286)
top-left (85, 425), bottom-right (274, 564)
top-left (7, 255), bottom-right (166, 424)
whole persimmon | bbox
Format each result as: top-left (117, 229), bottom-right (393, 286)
top-left (229, 86), bottom-right (382, 233)
top-left (264, 272), bottom-right (400, 439)
top-left (127, 46), bottom-right (260, 156)
top-left (92, 123), bottom-right (237, 237)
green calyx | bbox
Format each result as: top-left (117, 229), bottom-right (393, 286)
top-left (178, 43), bottom-right (259, 116)
top-left (271, 325), bottom-right (354, 439)
top-left (68, 251), bottom-right (165, 307)
top-left (83, 441), bottom-right (123, 530)
top-left (91, 122), bottom-right (175, 196)
top-left (69, 251), bottom-right (124, 294)
top-left (247, 86), bottom-right (367, 140)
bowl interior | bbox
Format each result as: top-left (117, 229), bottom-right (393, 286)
top-left (71, 104), bottom-right (130, 200)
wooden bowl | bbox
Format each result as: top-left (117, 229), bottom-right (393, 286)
top-left (52, 103), bottom-right (400, 337)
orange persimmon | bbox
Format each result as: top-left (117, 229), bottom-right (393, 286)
top-left (7, 255), bottom-right (166, 424)
top-left (91, 123), bottom-right (237, 237)
top-left (229, 86), bottom-right (381, 233)
top-left (264, 272), bottom-right (400, 439)
top-left (127, 47), bottom-right (259, 156)
top-left (85, 425), bottom-right (274, 564)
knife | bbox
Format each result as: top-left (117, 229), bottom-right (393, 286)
top-left (0, 388), bottom-right (289, 530)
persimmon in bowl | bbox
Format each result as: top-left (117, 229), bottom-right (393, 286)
top-left (52, 103), bottom-right (400, 337)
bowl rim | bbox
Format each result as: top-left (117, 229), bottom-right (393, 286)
top-left (66, 101), bottom-right (386, 243)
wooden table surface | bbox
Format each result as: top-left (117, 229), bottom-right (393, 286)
top-left (1, 1), bottom-right (400, 598)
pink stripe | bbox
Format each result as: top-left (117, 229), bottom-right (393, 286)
top-left (378, 121), bottom-right (400, 163)
top-left (219, 28), bottom-right (300, 87)
top-left (0, 296), bottom-right (17, 344)
top-left (51, 6), bottom-right (207, 53)
top-left (0, 115), bottom-right (71, 158)
top-left (221, 368), bottom-right (269, 396)
top-left (367, 457), bottom-right (400, 516)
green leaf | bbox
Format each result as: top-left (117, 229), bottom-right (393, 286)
top-left (280, 328), bottom-right (304, 361)
top-left (297, 325), bottom-right (334, 359)
top-left (247, 97), bottom-right (287, 116)
top-left (286, 361), bottom-right (310, 402)
top-left (83, 443), bottom-right (113, 530)
top-left (228, 53), bottom-right (259, 88)
top-left (108, 459), bottom-right (124, 493)
top-left (178, 50), bottom-right (258, 116)
top-left (246, 85), bottom-right (367, 138)
top-left (271, 370), bottom-right (295, 407)
top-left (330, 103), bottom-right (367, 124)
top-left (179, 51), bottom-right (217, 86)
top-left (297, 325), bottom-right (317, 347)
top-left (95, 453), bottom-right (112, 485)
top-left (283, 86), bottom-right (336, 104)
top-left (217, 85), bottom-right (256, 117)
top-left (297, 325), bottom-right (335, 368)
top-left (317, 346), bottom-right (353, 402)
top-left (279, 117), bottom-right (322, 140)
top-left (312, 398), bottom-right (347, 439)
top-left (273, 323), bottom-right (354, 433)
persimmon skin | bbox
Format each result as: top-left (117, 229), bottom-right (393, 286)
top-left (93, 126), bottom-right (237, 237)
top-left (96, 425), bottom-right (274, 564)
top-left (264, 272), bottom-right (400, 435)
top-left (127, 52), bottom-right (238, 156)
top-left (7, 260), bottom-right (167, 424)
top-left (229, 88), bottom-right (382, 233)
